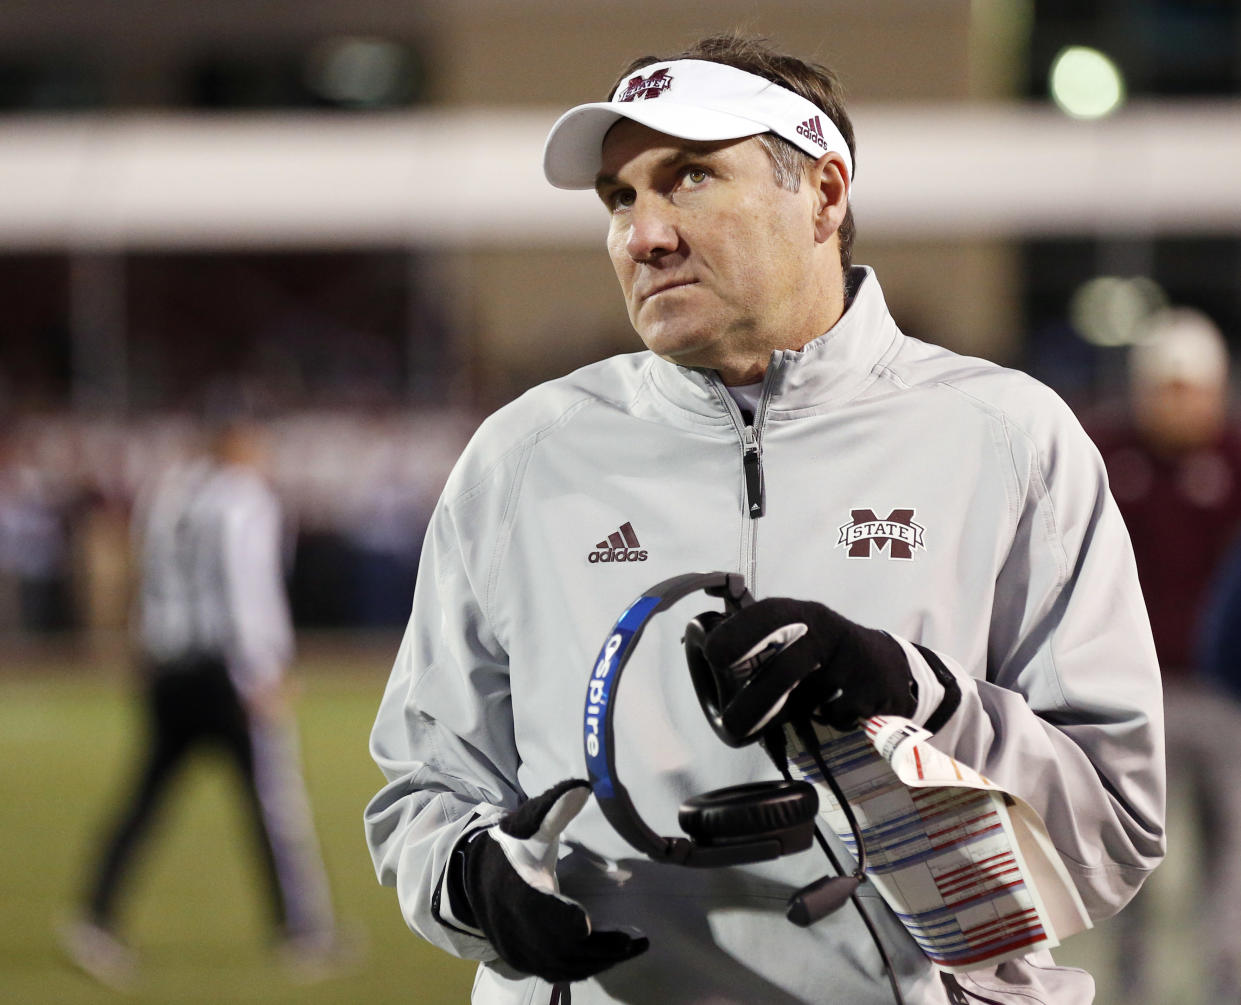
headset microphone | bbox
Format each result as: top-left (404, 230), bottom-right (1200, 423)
top-left (783, 719), bottom-right (868, 927)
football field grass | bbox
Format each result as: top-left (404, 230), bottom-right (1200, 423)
top-left (0, 644), bottom-right (476, 1005)
top-left (0, 642), bottom-right (1206, 1004)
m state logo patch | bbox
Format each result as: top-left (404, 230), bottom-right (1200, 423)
top-left (618, 69), bottom-right (673, 102)
top-left (837, 507), bottom-right (926, 560)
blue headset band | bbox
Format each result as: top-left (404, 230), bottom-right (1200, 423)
top-left (583, 570), bottom-right (752, 865)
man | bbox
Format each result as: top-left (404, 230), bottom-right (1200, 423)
top-left (1096, 308), bottom-right (1241, 674)
top-left (1092, 309), bottom-right (1241, 1003)
top-left (63, 416), bottom-right (341, 988)
top-left (366, 35), bottom-right (1164, 1004)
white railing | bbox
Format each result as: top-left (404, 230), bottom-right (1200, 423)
top-left (2, 101), bottom-right (1240, 249)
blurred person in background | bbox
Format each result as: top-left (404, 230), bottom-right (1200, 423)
top-left (60, 413), bottom-right (346, 988)
top-left (366, 33), bottom-right (1164, 1005)
top-left (0, 436), bottom-right (75, 633)
top-left (1092, 308), bottom-right (1241, 1003)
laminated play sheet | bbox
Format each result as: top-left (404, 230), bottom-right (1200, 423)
top-left (787, 715), bottom-right (1091, 973)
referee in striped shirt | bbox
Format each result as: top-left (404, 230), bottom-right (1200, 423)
top-left (63, 416), bottom-right (342, 986)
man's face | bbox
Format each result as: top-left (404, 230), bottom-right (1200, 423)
top-left (596, 121), bottom-right (825, 381)
top-left (1135, 379), bottom-right (1228, 453)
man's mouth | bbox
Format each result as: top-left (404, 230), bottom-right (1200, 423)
top-left (640, 279), bottom-right (697, 303)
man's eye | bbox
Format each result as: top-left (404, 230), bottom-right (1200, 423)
top-left (609, 190), bottom-right (635, 211)
top-left (685, 168), bottom-right (709, 185)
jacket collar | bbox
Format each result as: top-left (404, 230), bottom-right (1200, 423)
top-left (648, 266), bottom-right (900, 422)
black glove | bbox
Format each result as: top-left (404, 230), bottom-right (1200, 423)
top-left (699, 598), bottom-right (916, 740)
top-left (449, 779), bottom-right (648, 983)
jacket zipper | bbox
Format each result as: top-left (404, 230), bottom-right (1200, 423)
top-left (741, 424), bottom-right (765, 519)
top-left (708, 360), bottom-right (780, 592)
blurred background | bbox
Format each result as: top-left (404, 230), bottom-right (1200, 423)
top-left (2, 1), bottom-right (1239, 1002)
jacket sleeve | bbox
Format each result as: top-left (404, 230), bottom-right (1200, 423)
top-left (907, 399), bottom-right (1166, 922)
top-left (363, 481), bottom-right (521, 961)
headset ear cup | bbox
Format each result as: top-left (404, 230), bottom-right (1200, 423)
top-left (685, 610), bottom-right (734, 742)
top-left (678, 780), bottom-right (818, 853)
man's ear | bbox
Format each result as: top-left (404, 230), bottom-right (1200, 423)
top-left (810, 153), bottom-right (850, 245)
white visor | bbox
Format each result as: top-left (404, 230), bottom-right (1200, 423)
top-left (543, 59), bottom-right (853, 191)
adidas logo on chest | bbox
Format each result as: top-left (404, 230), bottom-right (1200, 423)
top-left (587, 521), bottom-right (648, 564)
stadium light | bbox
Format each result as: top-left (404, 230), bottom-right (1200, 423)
top-left (1050, 46), bottom-right (1126, 120)
top-left (303, 36), bottom-right (417, 108)
top-left (1069, 275), bottom-right (1168, 347)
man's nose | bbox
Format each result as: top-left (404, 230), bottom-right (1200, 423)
top-left (625, 197), bottom-right (679, 262)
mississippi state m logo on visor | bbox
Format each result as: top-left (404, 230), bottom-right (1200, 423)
top-left (837, 508), bottom-right (926, 559)
top-left (618, 69), bottom-right (673, 102)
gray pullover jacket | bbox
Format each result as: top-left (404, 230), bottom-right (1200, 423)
top-left (366, 267), bottom-right (1165, 1004)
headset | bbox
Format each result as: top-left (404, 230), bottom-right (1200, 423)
top-left (582, 571), bottom-right (906, 1005)
top-left (583, 571), bottom-right (820, 868)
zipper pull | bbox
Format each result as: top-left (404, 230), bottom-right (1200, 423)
top-left (743, 425), bottom-right (765, 519)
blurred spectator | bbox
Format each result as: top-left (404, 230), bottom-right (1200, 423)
top-left (59, 416), bottom-right (348, 988)
top-left (1091, 307), bottom-right (1241, 1003)
top-left (0, 437), bottom-right (76, 633)
top-left (0, 407), bottom-right (472, 639)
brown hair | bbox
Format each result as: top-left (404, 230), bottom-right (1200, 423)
top-left (609, 33), bottom-right (857, 270)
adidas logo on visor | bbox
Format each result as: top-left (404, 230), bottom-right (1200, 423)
top-left (587, 521), bottom-right (649, 564)
top-left (796, 115), bottom-right (828, 150)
